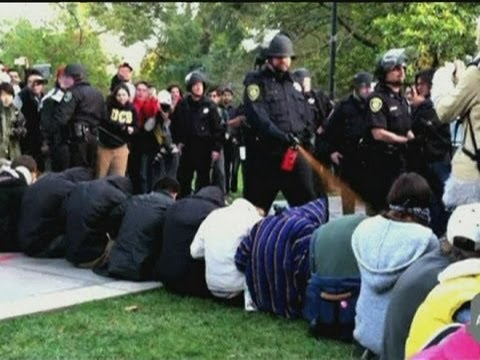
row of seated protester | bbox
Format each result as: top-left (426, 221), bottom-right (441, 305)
top-left (2, 161), bottom-right (480, 359)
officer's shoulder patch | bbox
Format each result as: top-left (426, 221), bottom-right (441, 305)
top-left (293, 82), bottom-right (303, 92)
top-left (369, 97), bottom-right (383, 113)
top-left (247, 84), bottom-right (260, 101)
top-left (63, 91), bottom-right (73, 103)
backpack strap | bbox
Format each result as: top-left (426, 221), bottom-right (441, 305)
top-left (461, 113), bottom-right (480, 172)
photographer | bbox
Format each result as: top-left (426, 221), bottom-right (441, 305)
top-left (152, 90), bottom-right (179, 184)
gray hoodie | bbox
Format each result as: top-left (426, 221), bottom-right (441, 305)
top-left (351, 215), bottom-right (439, 355)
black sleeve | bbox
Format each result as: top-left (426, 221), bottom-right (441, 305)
top-left (324, 103), bottom-right (345, 154)
top-left (105, 197), bottom-right (128, 238)
top-left (170, 104), bottom-right (182, 145)
top-left (243, 78), bottom-right (289, 145)
top-left (40, 99), bottom-right (53, 142)
top-left (209, 104), bottom-right (225, 151)
top-left (367, 95), bottom-right (388, 130)
top-left (52, 90), bottom-right (78, 128)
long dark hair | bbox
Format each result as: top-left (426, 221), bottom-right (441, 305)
top-left (108, 83), bottom-right (131, 107)
top-left (382, 172), bottom-right (433, 226)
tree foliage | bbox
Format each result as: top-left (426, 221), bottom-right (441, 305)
top-left (0, 3), bottom-right (111, 92)
top-left (2, 2), bottom-right (479, 100)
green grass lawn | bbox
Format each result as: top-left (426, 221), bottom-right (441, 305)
top-left (0, 288), bottom-right (351, 360)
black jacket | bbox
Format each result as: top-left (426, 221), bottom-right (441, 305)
top-left (18, 167), bottom-right (94, 256)
top-left (0, 167), bottom-right (29, 251)
top-left (243, 66), bottom-right (313, 148)
top-left (52, 81), bottom-right (106, 133)
top-left (98, 99), bottom-right (138, 148)
top-left (155, 186), bottom-right (225, 297)
top-left (17, 87), bottom-right (43, 157)
top-left (411, 99), bottom-right (451, 162)
top-left (101, 190), bottom-right (175, 281)
top-left (64, 176), bottom-right (132, 266)
top-left (40, 87), bottom-right (68, 147)
top-left (170, 95), bottom-right (224, 151)
top-left (325, 94), bottom-right (369, 156)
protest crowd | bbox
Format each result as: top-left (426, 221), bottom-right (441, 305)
top-left (2, 28), bottom-right (480, 359)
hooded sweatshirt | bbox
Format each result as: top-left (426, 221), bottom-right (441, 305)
top-left (190, 198), bottom-right (262, 299)
top-left (351, 215), bottom-right (439, 355)
top-left (155, 186), bottom-right (225, 297)
top-left (98, 95), bottom-right (138, 148)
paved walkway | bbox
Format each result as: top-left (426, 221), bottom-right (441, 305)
top-left (0, 195), bottom-right (364, 321)
top-left (0, 254), bottom-right (160, 321)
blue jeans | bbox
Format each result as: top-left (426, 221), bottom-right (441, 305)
top-left (429, 161), bottom-right (452, 237)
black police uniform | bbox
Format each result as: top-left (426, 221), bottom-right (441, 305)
top-left (222, 103), bottom-right (244, 194)
top-left (305, 89), bottom-right (334, 162)
top-left (170, 94), bottom-right (224, 198)
top-left (363, 82), bottom-right (412, 211)
top-left (325, 93), bottom-right (369, 195)
top-left (52, 81), bottom-right (105, 169)
top-left (243, 66), bottom-right (318, 213)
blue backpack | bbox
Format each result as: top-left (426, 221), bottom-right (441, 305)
top-left (303, 274), bottom-right (360, 342)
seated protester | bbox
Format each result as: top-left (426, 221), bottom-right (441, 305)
top-left (18, 166), bottom-right (94, 257)
top-left (381, 207), bottom-right (479, 359)
top-left (96, 177), bottom-right (180, 281)
top-left (351, 173), bottom-right (439, 357)
top-left (190, 198), bottom-right (264, 300)
top-left (405, 203), bottom-right (480, 358)
top-left (0, 155), bottom-right (37, 251)
top-left (0, 82), bottom-right (27, 161)
top-left (411, 325), bottom-right (480, 360)
top-left (235, 197), bottom-right (329, 319)
top-left (64, 176), bottom-right (132, 267)
top-left (97, 84), bottom-right (138, 178)
top-left (155, 186), bottom-right (225, 298)
top-left (303, 214), bottom-right (367, 341)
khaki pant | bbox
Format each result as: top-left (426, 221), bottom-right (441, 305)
top-left (96, 144), bottom-right (129, 178)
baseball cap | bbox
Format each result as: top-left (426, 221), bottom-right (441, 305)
top-left (447, 203), bottom-right (480, 252)
top-left (158, 89), bottom-right (172, 106)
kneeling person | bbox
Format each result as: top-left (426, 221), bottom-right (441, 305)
top-left (99, 177), bottom-right (180, 281)
top-left (190, 198), bottom-right (264, 299)
top-left (0, 155), bottom-right (37, 251)
top-left (64, 176), bottom-right (132, 267)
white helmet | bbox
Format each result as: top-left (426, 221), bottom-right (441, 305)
top-left (447, 203), bottom-right (480, 251)
top-left (158, 89), bottom-right (172, 106)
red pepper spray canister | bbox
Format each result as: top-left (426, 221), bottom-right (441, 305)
top-left (281, 147), bottom-right (299, 172)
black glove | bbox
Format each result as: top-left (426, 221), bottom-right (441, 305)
top-left (287, 133), bottom-right (301, 148)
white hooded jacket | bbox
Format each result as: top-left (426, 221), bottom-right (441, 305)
top-left (190, 198), bottom-right (262, 299)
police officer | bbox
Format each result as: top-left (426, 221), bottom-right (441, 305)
top-left (51, 63), bottom-right (105, 169)
top-left (324, 72), bottom-right (373, 214)
top-left (170, 71), bottom-right (224, 198)
top-left (293, 68), bottom-right (334, 163)
top-left (363, 48), bottom-right (415, 212)
top-left (243, 32), bottom-right (319, 213)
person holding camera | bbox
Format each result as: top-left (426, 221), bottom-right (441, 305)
top-left (51, 63), bottom-right (106, 170)
top-left (152, 89), bottom-right (180, 184)
top-left (14, 68), bottom-right (46, 172)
